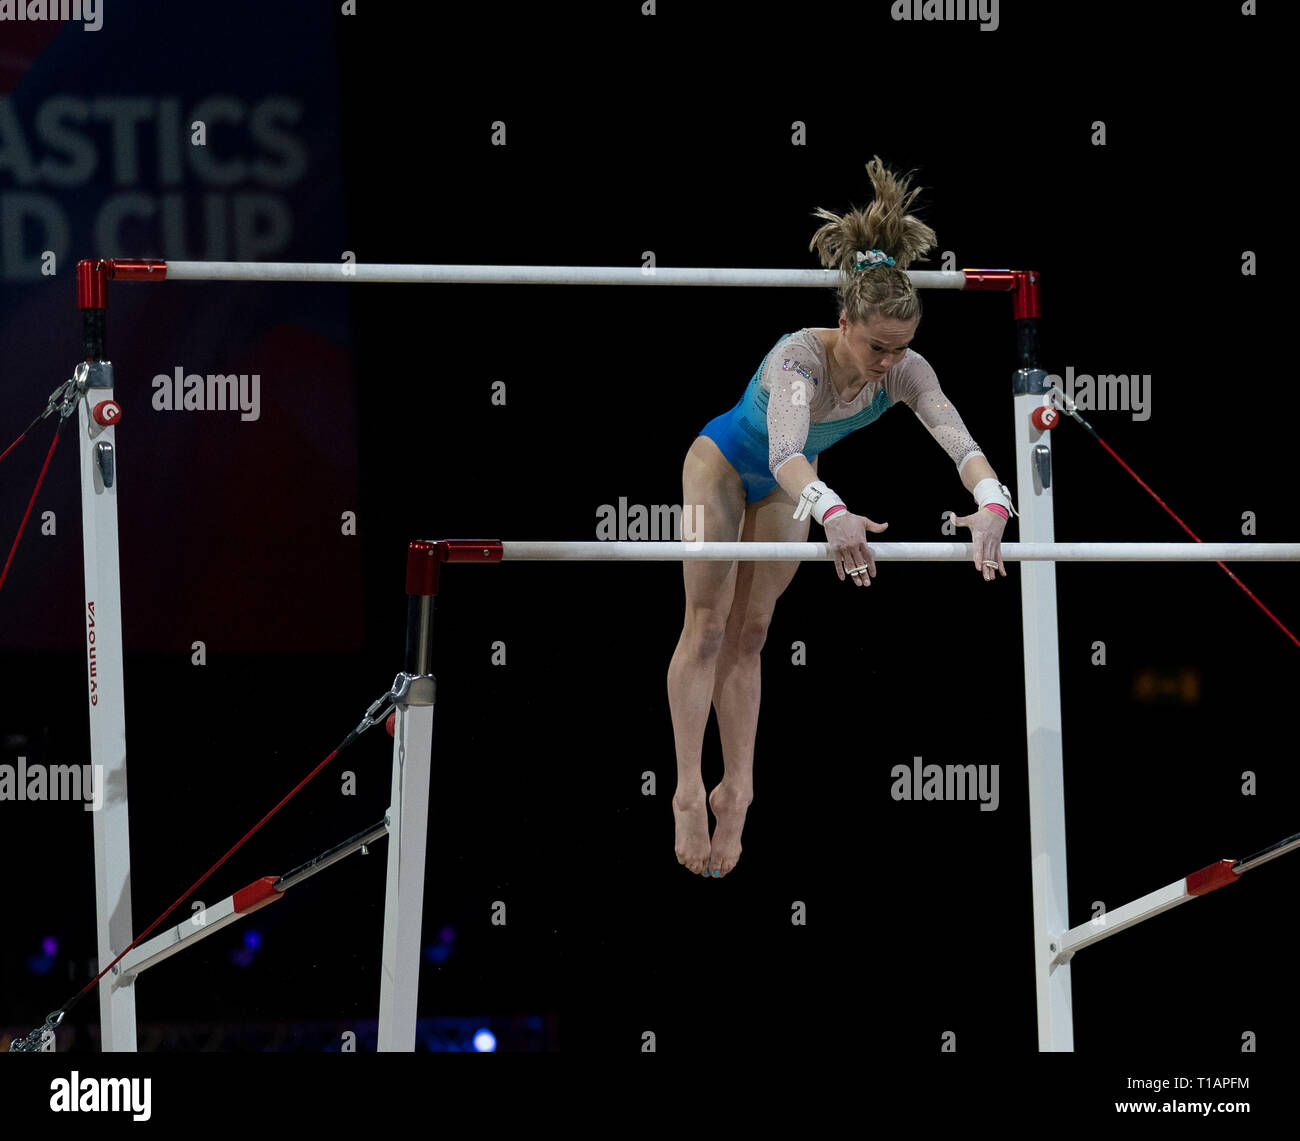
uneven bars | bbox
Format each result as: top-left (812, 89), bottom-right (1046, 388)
top-left (427, 541), bottom-right (1300, 563)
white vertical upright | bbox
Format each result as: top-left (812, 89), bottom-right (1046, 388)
top-left (1013, 377), bottom-right (1074, 1051)
top-left (377, 698), bottom-right (434, 1050)
top-left (77, 368), bottom-right (137, 1052)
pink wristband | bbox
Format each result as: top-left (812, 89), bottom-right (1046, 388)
top-left (822, 504), bottom-right (847, 522)
top-left (982, 503), bottom-right (1008, 520)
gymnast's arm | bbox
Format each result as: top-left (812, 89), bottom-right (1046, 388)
top-left (894, 355), bottom-right (1012, 579)
top-left (956, 452), bottom-right (1001, 495)
top-left (765, 348), bottom-right (878, 582)
top-left (772, 453), bottom-right (817, 501)
top-left (764, 349), bottom-right (818, 501)
top-left (894, 355), bottom-right (1005, 502)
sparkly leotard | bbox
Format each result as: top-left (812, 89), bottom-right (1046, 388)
top-left (699, 328), bottom-right (984, 503)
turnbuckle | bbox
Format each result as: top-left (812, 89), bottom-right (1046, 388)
top-left (41, 377), bottom-right (80, 423)
top-left (351, 674), bottom-right (407, 736)
top-left (9, 1008), bottom-right (65, 1052)
top-left (350, 672), bottom-right (435, 736)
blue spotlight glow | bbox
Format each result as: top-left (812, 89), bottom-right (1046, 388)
top-left (472, 1028), bottom-right (497, 1053)
top-left (25, 952), bottom-right (55, 975)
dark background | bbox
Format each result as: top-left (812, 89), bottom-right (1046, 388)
top-left (0, 0), bottom-right (1293, 1096)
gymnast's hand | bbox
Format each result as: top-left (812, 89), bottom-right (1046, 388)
top-left (824, 511), bottom-right (888, 587)
top-left (951, 507), bottom-right (1007, 581)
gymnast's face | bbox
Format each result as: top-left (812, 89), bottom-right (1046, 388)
top-left (839, 312), bottom-right (918, 379)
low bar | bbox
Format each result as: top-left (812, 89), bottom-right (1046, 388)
top-left (437, 541), bottom-right (1300, 563)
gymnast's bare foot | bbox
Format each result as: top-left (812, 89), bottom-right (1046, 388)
top-left (707, 780), bottom-right (752, 878)
top-left (673, 788), bottom-right (711, 876)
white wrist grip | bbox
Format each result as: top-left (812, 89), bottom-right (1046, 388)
top-left (973, 477), bottom-right (1016, 517)
top-left (793, 480), bottom-right (845, 524)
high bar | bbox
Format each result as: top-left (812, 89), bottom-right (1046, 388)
top-left (129, 261), bottom-right (974, 289)
top-left (432, 541), bottom-right (1300, 563)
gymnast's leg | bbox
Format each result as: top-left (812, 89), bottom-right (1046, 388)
top-left (706, 458), bottom-right (815, 877)
top-left (667, 435), bottom-right (745, 876)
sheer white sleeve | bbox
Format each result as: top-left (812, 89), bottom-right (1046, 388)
top-left (890, 352), bottom-right (984, 473)
top-left (765, 345), bottom-right (817, 477)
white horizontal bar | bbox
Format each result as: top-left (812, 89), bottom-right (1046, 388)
top-left (1055, 878), bottom-right (1191, 960)
top-left (162, 262), bottom-right (968, 289)
top-left (494, 541), bottom-right (1300, 562)
top-left (111, 894), bottom-right (247, 986)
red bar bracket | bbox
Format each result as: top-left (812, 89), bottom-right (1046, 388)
top-left (406, 539), bottom-right (503, 596)
top-left (961, 268), bottom-right (1042, 320)
top-left (75, 258), bottom-right (169, 309)
top-left (108, 259), bottom-right (168, 282)
top-left (1011, 269), bottom-right (1042, 320)
top-left (76, 259), bottom-right (108, 309)
top-left (436, 539), bottom-right (503, 564)
top-left (1186, 859), bottom-right (1240, 896)
top-left (406, 540), bottom-right (440, 596)
top-left (962, 269), bottom-right (1017, 291)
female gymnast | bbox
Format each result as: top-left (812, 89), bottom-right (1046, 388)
top-left (667, 156), bottom-right (1013, 879)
